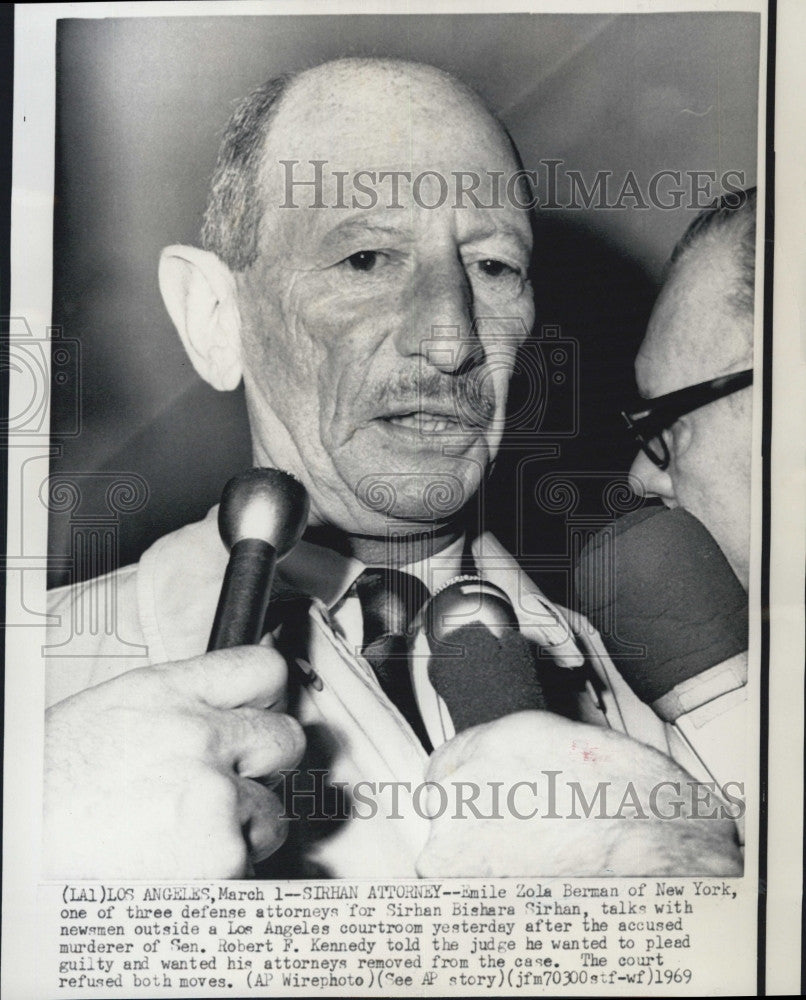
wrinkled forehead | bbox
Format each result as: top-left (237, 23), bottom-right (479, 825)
top-left (254, 62), bottom-right (530, 246)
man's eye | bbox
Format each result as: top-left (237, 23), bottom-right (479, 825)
top-left (470, 258), bottom-right (525, 295)
top-left (345, 250), bottom-right (380, 272)
top-left (476, 258), bottom-right (517, 278)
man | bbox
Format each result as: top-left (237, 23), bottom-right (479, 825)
top-left (44, 58), bottom-right (742, 878)
top-left (614, 189), bottom-right (756, 806)
top-left (627, 189), bottom-right (756, 591)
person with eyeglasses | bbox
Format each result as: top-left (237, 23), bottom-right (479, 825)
top-left (624, 188), bottom-right (756, 591)
top-left (584, 188), bottom-right (757, 856)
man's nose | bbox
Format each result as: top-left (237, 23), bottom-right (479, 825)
top-left (628, 448), bottom-right (676, 503)
top-left (395, 256), bottom-right (480, 374)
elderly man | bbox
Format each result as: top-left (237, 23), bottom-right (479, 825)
top-left (44, 58), bottom-right (743, 879)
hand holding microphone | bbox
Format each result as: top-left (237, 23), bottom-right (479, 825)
top-left (45, 468), bottom-right (309, 878)
top-left (44, 644), bottom-right (304, 878)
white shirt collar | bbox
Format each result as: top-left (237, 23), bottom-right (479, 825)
top-left (277, 532), bottom-right (467, 609)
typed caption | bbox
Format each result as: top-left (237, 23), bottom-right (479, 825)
top-left (49, 877), bottom-right (752, 996)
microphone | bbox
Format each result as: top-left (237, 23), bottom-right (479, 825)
top-left (574, 505), bottom-right (748, 724)
top-left (574, 506), bottom-right (748, 790)
top-left (418, 576), bottom-right (547, 736)
top-left (208, 468), bottom-right (310, 651)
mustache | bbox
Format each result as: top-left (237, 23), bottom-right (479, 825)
top-left (371, 366), bottom-right (496, 424)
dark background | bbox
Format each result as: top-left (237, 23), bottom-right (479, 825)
top-left (48, 12), bottom-right (760, 602)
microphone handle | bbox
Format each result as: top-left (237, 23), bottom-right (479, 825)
top-left (208, 539), bottom-right (279, 651)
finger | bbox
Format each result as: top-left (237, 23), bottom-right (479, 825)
top-left (212, 707), bottom-right (306, 778)
top-left (159, 645), bottom-right (289, 710)
top-left (560, 606), bottom-right (602, 642)
top-left (471, 533), bottom-right (583, 667)
top-left (236, 777), bottom-right (290, 863)
top-left (256, 634), bottom-right (289, 709)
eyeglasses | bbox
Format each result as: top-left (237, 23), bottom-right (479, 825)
top-left (621, 368), bottom-right (754, 470)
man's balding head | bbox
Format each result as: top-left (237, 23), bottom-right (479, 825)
top-left (630, 189), bottom-right (757, 588)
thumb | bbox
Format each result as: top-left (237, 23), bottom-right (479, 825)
top-left (156, 645), bottom-right (288, 710)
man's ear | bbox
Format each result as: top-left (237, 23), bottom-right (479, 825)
top-left (671, 418), bottom-right (693, 459)
top-left (158, 245), bottom-right (243, 391)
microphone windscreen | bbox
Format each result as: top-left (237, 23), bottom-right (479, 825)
top-left (427, 624), bottom-right (547, 732)
top-left (574, 506), bottom-right (748, 706)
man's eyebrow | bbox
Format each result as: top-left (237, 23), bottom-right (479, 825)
top-left (319, 219), bottom-right (411, 251)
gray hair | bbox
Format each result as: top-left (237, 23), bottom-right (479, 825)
top-left (201, 74), bottom-right (294, 272)
top-left (667, 186), bottom-right (757, 316)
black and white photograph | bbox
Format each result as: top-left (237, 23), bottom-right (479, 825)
top-left (3, 1), bottom-right (803, 997)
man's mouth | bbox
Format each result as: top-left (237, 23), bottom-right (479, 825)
top-left (382, 411), bottom-right (465, 434)
top-left (367, 373), bottom-right (496, 436)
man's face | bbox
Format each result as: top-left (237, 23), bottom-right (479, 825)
top-left (629, 240), bottom-right (754, 588)
top-left (233, 63), bottom-right (534, 536)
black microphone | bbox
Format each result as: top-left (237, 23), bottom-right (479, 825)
top-left (574, 505), bottom-right (748, 724)
top-left (422, 576), bottom-right (547, 733)
top-left (208, 468), bottom-right (310, 651)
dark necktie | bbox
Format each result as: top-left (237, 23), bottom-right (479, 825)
top-left (353, 568), bottom-right (433, 752)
